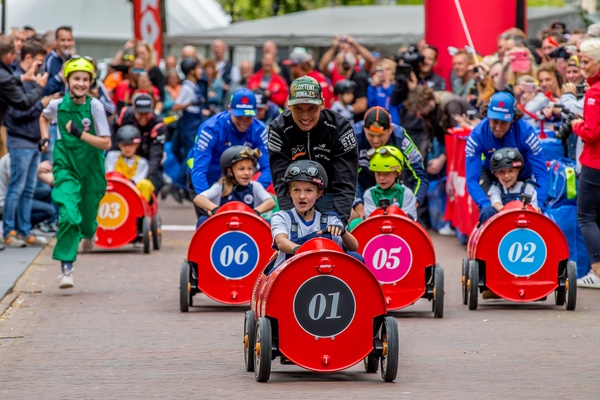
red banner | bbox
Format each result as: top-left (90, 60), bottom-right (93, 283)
top-left (133, 0), bottom-right (163, 61)
top-left (444, 128), bottom-right (479, 237)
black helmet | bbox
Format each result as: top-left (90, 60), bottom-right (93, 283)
top-left (283, 160), bottom-right (328, 191)
top-left (334, 79), bottom-right (355, 96)
top-left (220, 145), bottom-right (261, 173)
top-left (180, 57), bottom-right (199, 76)
top-left (115, 125), bottom-right (141, 144)
top-left (490, 147), bottom-right (524, 172)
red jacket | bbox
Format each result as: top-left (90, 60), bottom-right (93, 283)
top-left (307, 70), bottom-right (333, 108)
top-left (573, 71), bottom-right (600, 170)
top-left (246, 70), bottom-right (289, 108)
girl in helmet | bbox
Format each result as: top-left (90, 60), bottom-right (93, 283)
top-left (193, 145), bottom-right (275, 227)
top-left (269, 160), bottom-right (360, 272)
top-left (362, 145), bottom-right (417, 220)
top-left (481, 147), bottom-right (538, 223)
top-left (40, 55), bottom-right (112, 289)
top-left (105, 125), bottom-right (155, 202)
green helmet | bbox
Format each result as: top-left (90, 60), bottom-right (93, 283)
top-left (288, 76), bottom-right (323, 106)
top-left (368, 145), bottom-right (405, 173)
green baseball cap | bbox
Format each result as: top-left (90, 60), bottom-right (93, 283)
top-left (288, 76), bottom-right (323, 106)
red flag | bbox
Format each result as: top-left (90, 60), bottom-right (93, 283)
top-left (133, 0), bottom-right (163, 61)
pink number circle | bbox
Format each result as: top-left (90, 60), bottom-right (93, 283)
top-left (362, 234), bottom-right (413, 284)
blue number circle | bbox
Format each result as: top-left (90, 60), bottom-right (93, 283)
top-left (210, 231), bottom-right (259, 279)
top-left (498, 228), bottom-right (547, 277)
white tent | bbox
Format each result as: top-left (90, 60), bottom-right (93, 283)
top-left (3, 0), bottom-right (230, 58)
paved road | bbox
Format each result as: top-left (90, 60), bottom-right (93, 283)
top-left (1, 198), bottom-right (598, 399)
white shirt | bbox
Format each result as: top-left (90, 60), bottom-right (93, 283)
top-left (104, 151), bottom-right (149, 184)
top-left (200, 181), bottom-right (272, 208)
top-left (175, 80), bottom-right (202, 114)
top-left (42, 98), bottom-right (111, 139)
top-left (488, 181), bottom-right (538, 209)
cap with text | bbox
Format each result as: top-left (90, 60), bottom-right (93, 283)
top-left (288, 76), bottom-right (323, 106)
top-left (487, 92), bottom-right (515, 121)
top-left (132, 93), bottom-right (154, 113)
top-left (230, 88), bottom-right (257, 117)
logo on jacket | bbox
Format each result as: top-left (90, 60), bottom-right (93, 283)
top-left (244, 194), bottom-right (254, 204)
top-left (82, 118), bottom-right (91, 132)
top-left (291, 145), bottom-right (306, 160)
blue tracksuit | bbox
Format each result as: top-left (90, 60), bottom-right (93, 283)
top-left (43, 50), bottom-right (66, 96)
top-left (354, 121), bottom-right (428, 206)
top-left (190, 111), bottom-right (271, 194)
top-left (465, 118), bottom-right (548, 209)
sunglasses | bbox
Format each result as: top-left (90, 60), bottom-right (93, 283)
top-left (366, 147), bottom-right (405, 166)
top-left (493, 150), bottom-right (518, 161)
top-left (238, 147), bottom-right (262, 159)
top-left (288, 165), bottom-right (319, 177)
top-left (70, 54), bottom-right (94, 63)
top-left (132, 68), bottom-right (146, 74)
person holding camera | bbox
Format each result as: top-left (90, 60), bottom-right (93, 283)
top-left (557, 38), bottom-right (600, 288)
top-left (367, 58), bottom-right (401, 125)
top-left (417, 45), bottom-right (446, 91)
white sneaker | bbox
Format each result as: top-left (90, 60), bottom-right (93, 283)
top-left (577, 271), bottom-right (600, 288)
top-left (438, 224), bottom-right (457, 236)
top-left (58, 272), bottom-right (74, 289)
top-left (79, 237), bottom-right (95, 253)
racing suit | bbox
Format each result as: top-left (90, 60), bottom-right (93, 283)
top-left (268, 109), bottom-right (358, 225)
top-left (465, 118), bottom-right (548, 209)
top-left (354, 121), bottom-right (428, 207)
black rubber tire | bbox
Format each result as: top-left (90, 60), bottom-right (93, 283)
top-left (468, 260), bottom-right (479, 311)
top-left (255, 317), bottom-right (272, 382)
top-left (151, 214), bottom-right (161, 250)
top-left (555, 264), bottom-right (566, 306)
top-left (179, 262), bottom-right (190, 312)
top-left (363, 355), bottom-right (378, 373)
top-left (566, 260), bottom-right (577, 311)
top-left (462, 257), bottom-right (470, 305)
top-left (142, 216), bottom-right (151, 254)
top-left (433, 265), bottom-right (444, 318)
top-left (380, 316), bottom-right (399, 382)
top-left (244, 311), bottom-right (256, 372)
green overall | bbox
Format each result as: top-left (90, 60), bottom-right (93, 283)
top-left (370, 183), bottom-right (405, 209)
top-left (51, 95), bottom-right (106, 262)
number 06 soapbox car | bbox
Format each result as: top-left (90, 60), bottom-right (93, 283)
top-left (179, 202), bottom-right (273, 311)
top-left (95, 172), bottom-right (161, 254)
top-left (463, 198), bottom-right (577, 311)
top-left (244, 237), bottom-right (399, 383)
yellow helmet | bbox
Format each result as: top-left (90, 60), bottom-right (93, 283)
top-left (64, 56), bottom-right (96, 80)
top-left (368, 145), bottom-right (405, 173)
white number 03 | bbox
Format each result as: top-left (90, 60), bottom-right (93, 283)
top-left (98, 202), bottom-right (120, 219)
top-left (508, 242), bottom-right (536, 263)
top-left (372, 248), bottom-right (401, 270)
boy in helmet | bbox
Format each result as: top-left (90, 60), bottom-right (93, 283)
top-left (40, 55), bottom-right (112, 289)
top-left (105, 125), bottom-right (155, 202)
top-left (193, 145), bottom-right (275, 227)
top-left (362, 145), bottom-right (417, 220)
top-left (331, 79), bottom-right (355, 122)
top-left (480, 147), bottom-right (538, 223)
top-left (269, 160), bottom-right (360, 272)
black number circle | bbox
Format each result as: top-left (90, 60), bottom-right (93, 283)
top-left (293, 275), bottom-right (356, 337)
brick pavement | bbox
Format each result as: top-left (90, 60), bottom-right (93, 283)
top-left (0, 199), bottom-right (599, 399)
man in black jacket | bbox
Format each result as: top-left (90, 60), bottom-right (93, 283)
top-left (268, 76), bottom-right (358, 225)
top-left (112, 93), bottom-right (167, 193)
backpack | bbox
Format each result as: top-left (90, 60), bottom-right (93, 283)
top-left (536, 127), bottom-right (565, 163)
top-left (545, 157), bottom-right (577, 209)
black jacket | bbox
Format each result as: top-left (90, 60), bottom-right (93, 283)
top-left (5, 65), bottom-right (44, 145)
top-left (0, 61), bottom-right (44, 126)
top-left (268, 109), bottom-right (358, 225)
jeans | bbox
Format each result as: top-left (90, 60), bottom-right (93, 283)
top-left (31, 182), bottom-right (56, 226)
top-left (41, 124), bottom-right (57, 163)
top-left (577, 166), bottom-right (600, 264)
top-left (3, 148), bottom-right (40, 236)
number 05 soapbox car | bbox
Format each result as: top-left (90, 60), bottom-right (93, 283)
top-left (244, 237), bottom-right (399, 383)
top-left (179, 202), bottom-right (273, 311)
top-left (95, 172), bottom-right (161, 254)
top-left (463, 199), bottom-right (577, 311)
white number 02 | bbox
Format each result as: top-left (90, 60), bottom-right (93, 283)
top-left (219, 243), bottom-right (249, 267)
top-left (508, 242), bottom-right (536, 263)
top-left (371, 248), bottom-right (401, 270)
top-left (98, 202), bottom-right (120, 219)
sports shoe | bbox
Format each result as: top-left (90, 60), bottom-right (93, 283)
top-left (438, 223), bottom-right (457, 236)
top-left (577, 271), bottom-right (600, 288)
top-left (23, 234), bottom-right (49, 246)
top-left (4, 231), bottom-right (26, 248)
top-left (32, 222), bottom-right (57, 237)
top-left (58, 262), bottom-right (74, 289)
top-left (78, 237), bottom-right (96, 253)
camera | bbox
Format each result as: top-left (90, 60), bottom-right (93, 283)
top-left (466, 109), bottom-right (477, 121)
top-left (576, 84), bottom-right (586, 99)
top-left (555, 112), bottom-right (578, 141)
top-left (395, 45), bottom-right (424, 81)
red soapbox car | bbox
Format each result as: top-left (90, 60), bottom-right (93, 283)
top-left (351, 205), bottom-right (444, 317)
top-left (462, 199), bottom-right (577, 310)
top-left (179, 202), bottom-right (273, 311)
top-left (95, 172), bottom-right (161, 253)
top-left (244, 237), bottom-right (399, 382)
